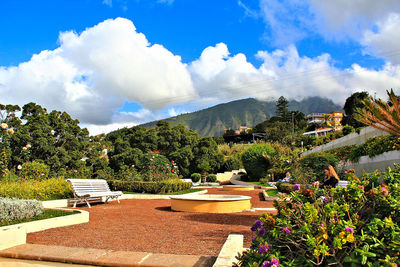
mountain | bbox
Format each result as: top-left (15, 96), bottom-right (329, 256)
top-left (141, 97), bottom-right (343, 137)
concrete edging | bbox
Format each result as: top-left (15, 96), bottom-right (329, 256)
top-left (0, 208), bottom-right (89, 250)
top-left (213, 234), bottom-right (243, 267)
top-left (262, 190), bottom-right (279, 201)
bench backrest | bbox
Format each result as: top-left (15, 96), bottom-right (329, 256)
top-left (67, 179), bottom-right (112, 196)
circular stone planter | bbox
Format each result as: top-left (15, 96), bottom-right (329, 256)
top-left (222, 185), bottom-right (254, 191)
top-left (170, 194), bottom-right (251, 213)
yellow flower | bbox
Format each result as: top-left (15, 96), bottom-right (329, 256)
top-left (347, 234), bottom-right (355, 243)
top-left (339, 232), bottom-right (346, 239)
top-left (7, 128), bottom-right (14, 134)
top-left (0, 123), bottom-right (8, 129)
top-left (323, 233), bottom-right (328, 240)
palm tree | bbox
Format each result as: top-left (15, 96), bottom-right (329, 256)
top-left (354, 89), bottom-right (400, 136)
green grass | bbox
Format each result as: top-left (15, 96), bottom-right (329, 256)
top-left (123, 188), bottom-right (204, 195)
top-left (0, 209), bottom-right (78, 227)
top-left (265, 189), bottom-right (279, 197)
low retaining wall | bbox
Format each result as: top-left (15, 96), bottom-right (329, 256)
top-left (303, 126), bottom-right (388, 156)
top-left (0, 208), bottom-right (89, 250)
top-left (345, 150), bottom-right (400, 176)
top-left (213, 234), bottom-right (243, 267)
top-left (216, 169), bottom-right (246, 182)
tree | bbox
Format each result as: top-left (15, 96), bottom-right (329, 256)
top-left (342, 91), bottom-right (369, 128)
top-left (355, 89), bottom-right (400, 136)
top-left (276, 96), bottom-right (290, 122)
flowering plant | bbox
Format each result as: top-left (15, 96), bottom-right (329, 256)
top-left (235, 165), bottom-right (400, 266)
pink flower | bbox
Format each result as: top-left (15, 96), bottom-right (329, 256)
top-left (293, 184), bottom-right (301, 191)
top-left (381, 186), bottom-right (388, 196)
top-left (345, 227), bottom-right (354, 233)
top-left (282, 227), bottom-right (290, 234)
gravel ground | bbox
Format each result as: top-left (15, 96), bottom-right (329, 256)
top-left (28, 189), bottom-right (275, 256)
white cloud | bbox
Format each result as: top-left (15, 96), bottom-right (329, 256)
top-left (0, 18), bottom-right (195, 128)
top-left (362, 13), bottom-right (400, 64)
top-left (102, 0), bottom-right (112, 7)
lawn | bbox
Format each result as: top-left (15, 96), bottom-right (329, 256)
top-left (0, 209), bottom-right (78, 227)
top-left (265, 189), bottom-right (278, 197)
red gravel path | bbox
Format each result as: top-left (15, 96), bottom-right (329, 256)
top-left (28, 189), bottom-right (275, 256)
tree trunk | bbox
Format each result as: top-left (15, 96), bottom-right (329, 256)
top-left (201, 170), bottom-right (207, 183)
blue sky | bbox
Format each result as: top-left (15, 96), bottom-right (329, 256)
top-left (1, 0), bottom-right (400, 134)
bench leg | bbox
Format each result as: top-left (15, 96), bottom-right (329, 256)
top-left (73, 200), bottom-right (77, 208)
top-left (85, 198), bottom-right (91, 208)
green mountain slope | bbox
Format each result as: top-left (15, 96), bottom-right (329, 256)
top-left (141, 97), bottom-right (342, 136)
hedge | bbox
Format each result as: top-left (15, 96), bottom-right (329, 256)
top-left (241, 144), bottom-right (275, 179)
top-left (206, 174), bottom-right (217, 183)
top-left (0, 178), bottom-right (73, 200)
top-left (0, 198), bottom-right (44, 223)
top-left (108, 179), bottom-right (192, 194)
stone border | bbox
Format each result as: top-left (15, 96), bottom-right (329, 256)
top-left (262, 190), bottom-right (279, 201)
top-left (0, 208), bottom-right (89, 250)
top-left (213, 234), bottom-right (243, 267)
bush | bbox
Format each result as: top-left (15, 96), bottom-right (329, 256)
top-left (298, 152), bottom-right (338, 181)
top-left (275, 182), bottom-right (295, 193)
top-left (0, 198), bottom-right (44, 223)
top-left (235, 165), bottom-right (400, 266)
top-left (342, 125), bottom-right (355, 136)
top-left (190, 173), bottom-right (201, 183)
top-left (0, 178), bottom-right (73, 200)
top-left (259, 178), bottom-right (270, 185)
top-left (349, 135), bottom-right (400, 162)
top-left (206, 174), bottom-right (217, 183)
top-left (18, 161), bottom-right (50, 181)
top-left (242, 144), bottom-right (275, 180)
top-left (223, 154), bottom-right (243, 171)
top-left (108, 179), bottom-right (192, 194)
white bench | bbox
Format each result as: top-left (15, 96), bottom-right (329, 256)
top-left (337, 180), bottom-right (349, 188)
top-left (67, 179), bottom-right (123, 208)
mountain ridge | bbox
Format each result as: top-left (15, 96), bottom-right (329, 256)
top-left (141, 97), bottom-right (343, 136)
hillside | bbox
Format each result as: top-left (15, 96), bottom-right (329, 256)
top-left (141, 97), bottom-right (342, 136)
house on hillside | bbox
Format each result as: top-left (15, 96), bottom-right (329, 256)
top-left (305, 112), bottom-right (343, 129)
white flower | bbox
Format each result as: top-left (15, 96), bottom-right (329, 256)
top-left (22, 147), bottom-right (27, 151)
top-left (17, 165), bottom-right (22, 170)
top-left (26, 144), bottom-right (31, 148)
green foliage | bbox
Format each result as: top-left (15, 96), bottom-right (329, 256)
top-left (108, 179), bottom-right (192, 194)
top-left (342, 125), bottom-right (355, 136)
top-left (0, 209), bottom-right (75, 227)
top-left (348, 135), bottom-right (400, 162)
top-left (206, 174), bottom-right (217, 183)
top-left (0, 178), bottom-right (73, 200)
top-left (18, 161), bottom-right (50, 181)
top-left (235, 165), bottom-right (400, 266)
top-left (326, 145), bottom-right (356, 162)
top-left (223, 154), bottom-right (243, 171)
top-left (190, 173), bottom-right (201, 183)
top-left (276, 96), bottom-right (290, 122)
top-left (298, 152), bottom-right (338, 181)
top-left (242, 144), bottom-right (275, 179)
top-left (342, 91), bottom-right (369, 128)
top-left (0, 198), bottom-right (43, 223)
top-left (275, 182), bottom-right (296, 193)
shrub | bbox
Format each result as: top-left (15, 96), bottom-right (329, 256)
top-left (235, 166), bottom-right (400, 266)
top-left (298, 152), bottom-right (338, 181)
top-left (342, 125), bottom-right (355, 136)
top-left (190, 173), bottom-right (201, 183)
top-left (0, 198), bottom-right (44, 223)
top-left (242, 144), bottom-right (275, 180)
top-left (108, 179), bottom-right (192, 194)
top-left (275, 182), bottom-right (295, 193)
top-left (0, 178), bottom-right (73, 200)
top-left (223, 154), bottom-right (243, 171)
top-left (138, 153), bottom-right (177, 181)
top-left (259, 178), bottom-right (269, 185)
top-left (349, 135), bottom-right (400, 162)
top-left (18, 161), bottom-right (50, 181)
top-left (206, 174), bottom-right (217, 183)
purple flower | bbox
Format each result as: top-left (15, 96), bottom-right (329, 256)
top-left (255, 220), bottom-right (263, 227)
top-left (259, 244), bottom-right (268, 254)
top-left (293, 184), bottom-right (301, 191)
top-left (258, 227), bottom-right (266, 236)
top-left (251, 226), bottom-right (257, 232)
top-left (282, 227), bottom-right (290, 234)
top-left (251, 237), bottom-right (256, 242)
top-left (345, 227), bottom-right (354, 233)
top-left (262, 258), bottom-right (279, 267)
top-left (270, 258), bottom-right (279, 267)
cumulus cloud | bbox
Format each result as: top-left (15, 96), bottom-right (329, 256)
top-left (362, 13), bottom-right (400, 64)
top-left (256, 0), bottom-right (400, 43)
top-left (0, 18), bottom-right (195, 127)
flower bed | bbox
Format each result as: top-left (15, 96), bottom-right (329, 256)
top-left (108, 179), bottom-right (192, 194)
top-left (235, 165), bottom-right (400, 266)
